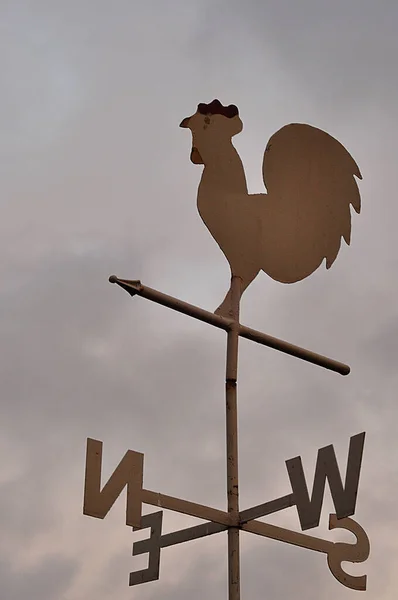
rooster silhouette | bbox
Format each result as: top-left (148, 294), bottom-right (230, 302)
top-left (180, 99), bottom-right (362, 318)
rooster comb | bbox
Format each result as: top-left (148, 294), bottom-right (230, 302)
top-left (197, 99), bottom-right (239, 119)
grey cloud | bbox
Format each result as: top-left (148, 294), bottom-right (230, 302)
top-left (0, 554), bottom-right (78, 600)
top-left (227, 0), bottom-right (398, 108)
top-left (1, 0), bottom-right (397, 598)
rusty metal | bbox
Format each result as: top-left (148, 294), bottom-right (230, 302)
top-left (128, 508), bottom-right (369, 592)
top-left (109, 276), bottom-right (350, 376)
top-left (132, 494), bottom-right (297, 557)
top-left (129, 508), bottom-right (369, 591)
top-left (141, 488), bottom-right (234, 526)
top-left (133, 521), bottom-right (227, 554)
top-left (104, 274), bottom-right (370, 594)
top-left (225, 276), bottom-right (242, 600)
top-left (239, 493), bottom-right (296, 523)
top-left (84, 413), bottom-right (370, 592)
top-left (83, 99), bottom-right (369, 597)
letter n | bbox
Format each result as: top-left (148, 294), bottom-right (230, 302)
top-left (285, 432), bottom-right (365, 531)
top-left (83, 438), bottom-right (144, 528)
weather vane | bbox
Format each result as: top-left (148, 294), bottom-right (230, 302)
top-left (83, 100), bottom-right (369, 598)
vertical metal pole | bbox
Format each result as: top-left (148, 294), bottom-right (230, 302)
top-left (226, 276), bottom-right (242, 600)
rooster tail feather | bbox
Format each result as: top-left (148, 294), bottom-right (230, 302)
top-left (261, 123), bottom-right (361, 283)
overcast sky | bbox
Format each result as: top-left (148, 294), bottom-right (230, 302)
top-left (1, 1), bottom-right (398, 598)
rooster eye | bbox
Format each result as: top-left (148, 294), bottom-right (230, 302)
top-left (204, 116), bottom-right (211, 125)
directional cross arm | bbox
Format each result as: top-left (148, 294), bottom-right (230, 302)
top-left (239, 494), bottom-right (295, 523)
top-left (133, 494), bottom-right (296, 553)
top-left (141, 488), bottom-right (234, 526)
top-left (109, 276), bottom-right (350, 376)
top-left (133, 518), bottom-right (330, 555)
top-left (137, 487), bottom-right (339, 556)
top-left (242, 515), bottom-right (369, 591)
top-left (134, 492), bottom-right (296, 554)
top-left (242, 519), bottom-right (331, 554)
top-left (131, 510), bottom-right (369, 591)
top-left (134, 521), bottom-right (227, 554)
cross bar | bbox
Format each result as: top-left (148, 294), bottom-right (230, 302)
top-left (133, 501), bottom-right (333, 556)
top-left (133, 521), bottom-right (226, 554)
top-left (131, 509), bottom-right (369, 591)
top-left (132, 517), bottom-right (333, 556)
top-left (134, 492), bottom-right (296, 553)
top-left (141, 488), bottom-right (233, 526)
top-left (138, 482), bottom-right (328, 556)
top-left (109, 276), bottom-right (350, 376)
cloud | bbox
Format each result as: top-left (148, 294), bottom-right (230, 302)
top-left (1, 0), bottom-right (397, 598)
top-left (0, 553), bottom-right (77, 600)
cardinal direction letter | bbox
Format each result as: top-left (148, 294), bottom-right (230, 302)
top-left (286, 432), bottom-right (365, 531)
top-left (130, 512), bottom-right (163, 586)
top-left (327, 513), bottom-right (370, 591)
top-left (83, 438), bottom-right (144, 528)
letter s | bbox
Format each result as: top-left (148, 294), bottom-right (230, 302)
top-left (327, 514), bottom-right (370, 591)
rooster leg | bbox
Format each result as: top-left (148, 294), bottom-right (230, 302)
top-left (215, 288), bottom-right (235, 319)
top-left (215, 270), bottom-right (259, 318)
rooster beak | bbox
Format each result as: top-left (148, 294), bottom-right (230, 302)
top-left (179, 117), bottom-right (191, 128)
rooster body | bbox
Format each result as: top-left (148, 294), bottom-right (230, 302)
top-left (180, 100), bottom-right (361, 317)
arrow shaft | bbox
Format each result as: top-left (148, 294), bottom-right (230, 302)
top-left (109, 277), bottom-right (350, 375)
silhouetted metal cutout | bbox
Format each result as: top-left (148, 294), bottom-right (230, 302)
top-left (83, 438), bottom-right (143, 528)
top-left (83, 100), bottom-right (369, 598)
top-left (130, 512), bottom-right (163, 586)
top-left (180, 99), bottom-right (361, 317)
top-left (286, 432), bottom-right (365, 530)
top-left (83, 432), bottom-right (369, 593)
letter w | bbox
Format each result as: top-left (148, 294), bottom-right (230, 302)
top-left (83, 438), bottom-right (144, 528)
top-left (285, 433), bottom-right (365, 531)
